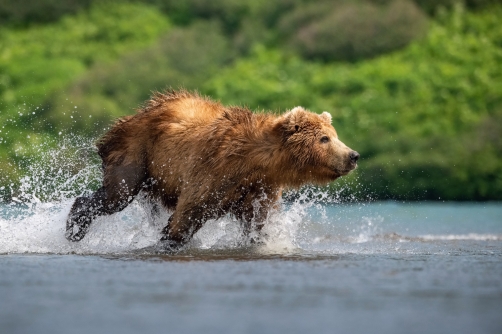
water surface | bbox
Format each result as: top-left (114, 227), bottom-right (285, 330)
top-left (1, 200), bottom-right (501, 334)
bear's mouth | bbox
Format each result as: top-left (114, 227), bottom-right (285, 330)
top-left (334, 163), bottom-right (357, 176)
top-left (336, 169), bottom-right (353, 176)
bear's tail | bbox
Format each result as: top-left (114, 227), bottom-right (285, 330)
top-left (96, 115), bottom-right (134, 166)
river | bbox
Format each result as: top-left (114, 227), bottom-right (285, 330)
top-left (1, 198), bottom-right (501, 334)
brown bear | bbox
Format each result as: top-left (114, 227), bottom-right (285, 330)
top-left (66, 90), bottom-right (359, 250)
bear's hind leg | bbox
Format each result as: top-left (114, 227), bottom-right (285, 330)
top-left (66, 164), bottom-right (146, 241)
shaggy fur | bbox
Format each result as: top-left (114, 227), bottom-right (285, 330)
top-left (66, 90), bottom-right (359, 248)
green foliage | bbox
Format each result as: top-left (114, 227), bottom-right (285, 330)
top-left (0, 0), bottom-right (92, 27)
top-left (139, 0), bottom-right (302, 56)
top-left (279, 0), bottom-right (428, 62)
top-left (1, 2), bottom-right (169, 101)
top-left (0, 2), bottom-right (169, 107)
top-left (141, 0), bottom-right (294, 31)
top-left (204, 46), bottom-right (320, 111)
top-left (413, 0), bottom-right (502, 14)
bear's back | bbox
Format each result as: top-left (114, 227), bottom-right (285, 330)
top-left (142, 90), bottom-right (224, 126)
top-left (168, 95), bottom-right (223, 124)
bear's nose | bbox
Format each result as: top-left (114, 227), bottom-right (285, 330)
top-left (349, 151), bottom-right (360, 163)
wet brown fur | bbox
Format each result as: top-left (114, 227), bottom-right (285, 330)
top-left (67, 89), bottom-right (357, 247)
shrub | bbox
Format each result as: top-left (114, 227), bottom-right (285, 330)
top-left (280, 0), bottom-right (428, 61)
top-left (413, 0), bottom-right (502, 15)
top-left (0, 0), bottom-right (92, 26)
top-left (143, 0), bottom-right (266, 32)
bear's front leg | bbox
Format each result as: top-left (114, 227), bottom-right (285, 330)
top-left (238, 189), bottom-right (282, 242)
top-left (158, 205), bottom-right (211, 251)
top-left (240, 204), bottom-right (268, 244)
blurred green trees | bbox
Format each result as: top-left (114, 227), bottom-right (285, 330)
top-left (0, 0), bottom-right (92, 26)
top-left (0, 0), bottom-right (501, 201)
top-left (279, 0), bottom-right (428, 61)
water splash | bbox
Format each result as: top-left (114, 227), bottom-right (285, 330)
top-left (0, 191), bottom-right (335, 255)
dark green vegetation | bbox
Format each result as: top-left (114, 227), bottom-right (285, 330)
top-left (1, 0), bottom-right (501, 201)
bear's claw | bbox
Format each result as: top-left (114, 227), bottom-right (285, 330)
top-left (155, 238), bottom-right (184, 253)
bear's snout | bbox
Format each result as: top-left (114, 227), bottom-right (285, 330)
top-left (342, 150), bottom-right (359, 173)
top-left (349, 151), bottom-right (360, 164)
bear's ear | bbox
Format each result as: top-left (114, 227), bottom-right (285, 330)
top-left (320, 111), bottom-right (332, 125)
top-left (279, 106), bottom-right (307, 134)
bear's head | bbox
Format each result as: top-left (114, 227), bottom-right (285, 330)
top-left (278, 106), bottom-right (359, 183)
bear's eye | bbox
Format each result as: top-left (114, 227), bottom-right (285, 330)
top-left (320, 136), bottom-right (330, 143)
